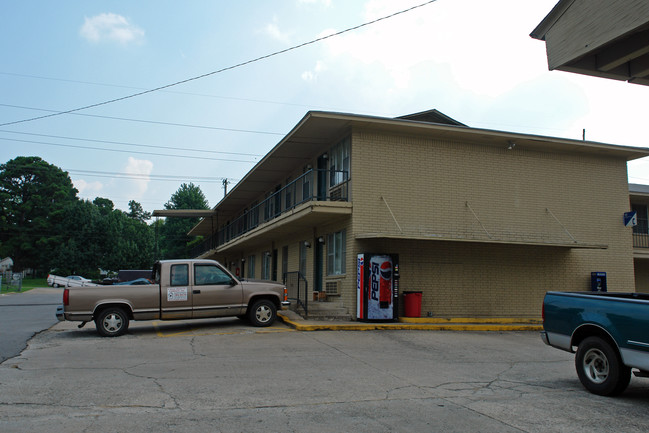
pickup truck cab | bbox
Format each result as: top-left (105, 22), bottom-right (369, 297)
top-left (57, 259), bottom-right (290, 337)
top-left (541, 291), bottom-right (649, 396)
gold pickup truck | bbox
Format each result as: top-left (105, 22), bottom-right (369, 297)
top-left (56, 259), bottom-right (290, 337)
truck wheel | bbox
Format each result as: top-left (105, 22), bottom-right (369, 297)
top-left (249, 299), bottom-right (276, 327)
top-left (53, 283), bottom-right (59, 288)
top-left (95, 307), bottom-right (129, 337)
top-left (575, 336), bottom-right (631, 396)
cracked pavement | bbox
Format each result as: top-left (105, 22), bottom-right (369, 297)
top-left (1, 319), bottom-right (648, 432)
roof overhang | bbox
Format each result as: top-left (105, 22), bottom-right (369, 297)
top-left (531, 0), bottom-right (649, 85)
top-left (198, 201), bottom-right (352, 253)
top-left (190, 110), bottom-right (649, 234)
top-left (630, 183), bottom-right (649, 198)
top-left (152, 210), bottom-right (217, 218)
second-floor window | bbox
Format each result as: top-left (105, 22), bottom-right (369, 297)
top-left (330, 137), bottom-right (350, 187)
top-left (632, 204), bottom-right (648, 235)
top-left (250, 201), bottom-right (259, 228)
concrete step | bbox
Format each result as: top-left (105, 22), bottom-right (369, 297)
top-left (291, 299), bottom-right (352, 321)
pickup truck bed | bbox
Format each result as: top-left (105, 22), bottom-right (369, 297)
top-left (542, 291), bottom-right (649, 396)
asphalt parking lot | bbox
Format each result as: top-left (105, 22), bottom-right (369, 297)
top-left (1, 317), bottom-right (648, 433)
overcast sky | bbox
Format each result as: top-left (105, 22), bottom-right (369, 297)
top-left (2, 0), bottom-right (649, 213)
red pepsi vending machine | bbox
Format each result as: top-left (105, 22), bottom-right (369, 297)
top-left (357, 253), bottom-right (399, 321)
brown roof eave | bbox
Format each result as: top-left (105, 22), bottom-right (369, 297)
top-left (530, 0), bottom-right (576, 40)
top-left (190, 110), bottom-right (649, 233)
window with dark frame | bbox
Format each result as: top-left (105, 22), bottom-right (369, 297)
top-left (327, 229), bottom-right (346, 275)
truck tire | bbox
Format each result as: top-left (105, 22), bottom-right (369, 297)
top-left (53, 283), bottom-right (59, 288)
top-left (95, 307), bottom-right (129, 337)
top-left (575, 336), bottom-right (631, 396)
top-left (249, 299), bottom-right (276, 327)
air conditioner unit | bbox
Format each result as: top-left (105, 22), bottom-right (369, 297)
top-left (325, 280), bottom-right (340, 295)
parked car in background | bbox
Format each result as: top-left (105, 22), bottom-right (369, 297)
top-left (65, 276), bottom-right (91, 286)
top-left (114, 278), bottom-right (153, 285)
top-left (47, 274), bottom-right (95, 288)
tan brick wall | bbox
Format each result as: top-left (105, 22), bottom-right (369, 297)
top-left (346, 129), bottom-right (635, 317)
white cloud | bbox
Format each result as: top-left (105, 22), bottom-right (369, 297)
top-left (74, 179), bottom-right (103, 197)
top-left (302, 60), bottom-right (326, 82)
top-left (265, 17), bottom-right (291, 43)
top-left (80, 13), bottom-right (145, 44)
top-left (312, 0), bottom-right (557, 99)
top-left (124, 157), bottom-right (153, 199)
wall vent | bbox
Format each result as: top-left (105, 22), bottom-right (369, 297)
top-left (325, 281), bottom-right (340, 295)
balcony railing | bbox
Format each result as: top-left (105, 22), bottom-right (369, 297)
top-left (191, 169), bottom-right (348, 256)
top-left (633, 233), bottom-right (649, 248)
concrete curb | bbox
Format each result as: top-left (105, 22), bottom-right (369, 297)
top-left (278, 312), bottom-right (543, 332)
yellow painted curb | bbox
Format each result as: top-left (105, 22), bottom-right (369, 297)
top-left (278, 313), bottom-right (542, 332)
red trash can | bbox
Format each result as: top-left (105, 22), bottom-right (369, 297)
top-left (403, 291), bottom-right (422, 317)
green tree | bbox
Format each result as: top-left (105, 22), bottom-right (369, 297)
top-left (127, 200), bottom-right (151, 222)
top-left (93, 197), bottom-right (114, 216)
top-left (0, 156), bottom-right (78, 273)
top-left (51, 198), bottom-right (155, 276)
top-left (160, 183), bottom-right (208, 259)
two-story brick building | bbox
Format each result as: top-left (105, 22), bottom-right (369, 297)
top-left (189, 109), bottom-right (649, 318)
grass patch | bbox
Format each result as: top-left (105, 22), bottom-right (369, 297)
top-left (0, 277), bottom-right (48, 293)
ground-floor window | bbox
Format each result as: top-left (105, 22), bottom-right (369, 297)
top-left (327, 229), bottom-right (346, 275)
top-left (262, 252), bottom-right (271, 280)
top-left (247, 255), bottom-right (256, 279)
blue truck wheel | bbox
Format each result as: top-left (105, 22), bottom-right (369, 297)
top-left (575, 336), bottom-right (631, 396)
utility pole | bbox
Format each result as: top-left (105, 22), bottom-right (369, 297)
top-left (222, 178), bottom-right (230, 197)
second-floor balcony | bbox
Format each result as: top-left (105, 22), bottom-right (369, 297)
top-left (634, 233), bottom-right (649, 249)
top-left (191, 169), bottom-right (351, 257)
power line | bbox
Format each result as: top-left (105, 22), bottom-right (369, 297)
top-left (66, 168), bottom-right (239, 184)
top-left (0, 160), bottom-right (241, 184)
top-left (0, 137), bottom-right (258, 163)
top-left (0, 71), bottom-right (340, 111)
top-left (0, 103), bottom-right (285, 135)
top-left (0, 129), bottom-right (264, 157)
top-left (0, 0), bottom-right (438, 128)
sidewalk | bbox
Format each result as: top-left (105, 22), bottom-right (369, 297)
top-left (277, 310), bottom-right (543, 332)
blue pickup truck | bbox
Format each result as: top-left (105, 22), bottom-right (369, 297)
top-left (541, 291), bottom-right (649, 396)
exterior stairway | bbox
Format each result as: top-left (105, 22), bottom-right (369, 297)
top-left (292, 296), bottom-right (352, 321)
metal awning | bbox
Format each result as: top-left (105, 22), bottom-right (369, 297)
top-left (355, 232), bottom-right (607, 250)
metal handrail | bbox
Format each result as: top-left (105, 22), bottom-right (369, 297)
top-left (633, 233), bottom-right (649, 248)
top-left (217, 169), bottom-right (348, 247)
top-left (284, 271), bottom-right (308, 316)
